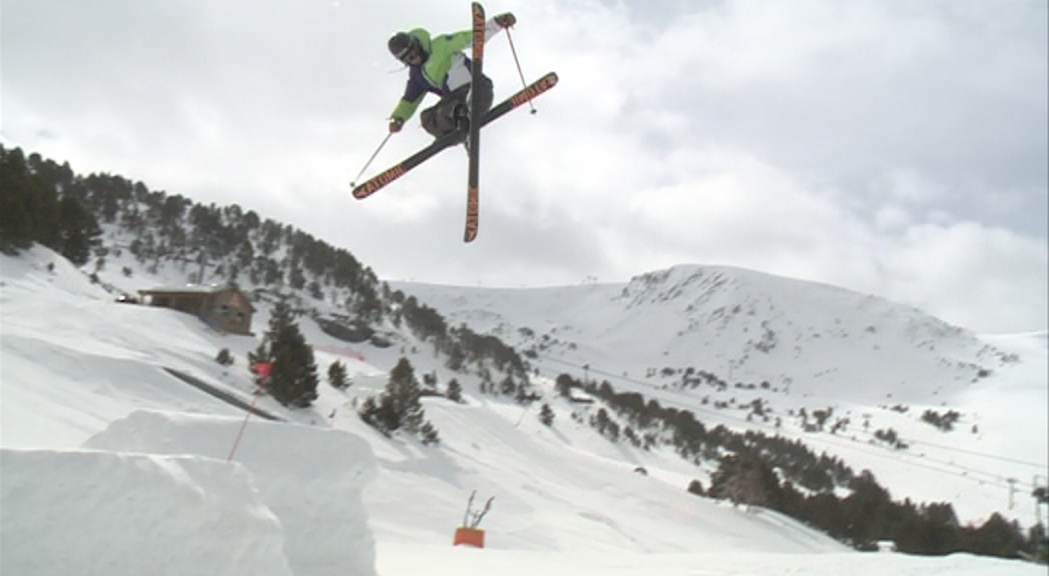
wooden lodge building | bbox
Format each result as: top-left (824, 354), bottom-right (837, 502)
top-left (138, 285), bottom-right (255, 336)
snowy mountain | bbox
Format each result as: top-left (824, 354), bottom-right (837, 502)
top-left (1, 138), bottom-right (1046, 572)
top-left (2, 244), bottom-right (1046, 575)
top-left (393, 264), bottom-right (1014, 405)
top-left (393, 265), bottom-right (1047, 524)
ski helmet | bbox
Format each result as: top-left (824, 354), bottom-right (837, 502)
top-left (388, 32), bottom-right (423, 64)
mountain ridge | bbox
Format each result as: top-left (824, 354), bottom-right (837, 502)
top-left (391, 262), bottom-right (1013, 406)
top-left (3, 145), bottom-right (1045, 561)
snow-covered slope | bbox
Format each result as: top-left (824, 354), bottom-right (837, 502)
top-left (392, 265), bottom-right (1048, 523)
top-left (1, 247), bottom-right (1046, 575)
top-left (393, 265), bottom-right (1012, 404)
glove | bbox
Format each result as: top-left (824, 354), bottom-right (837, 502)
top-left (494, 12), bottom-right (516, 28)
top-left (388, 118), bottom-right (404, 133)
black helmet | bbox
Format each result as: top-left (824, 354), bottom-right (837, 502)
top-left (388, 32), bottom-right (423, 64)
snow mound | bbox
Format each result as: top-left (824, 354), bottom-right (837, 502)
top-left (82, 410), bottom-right (378, 576)
top-left (1, 448), bottom-right (292, 576)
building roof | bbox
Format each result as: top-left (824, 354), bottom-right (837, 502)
top-left (139, 284), bottom-right (229, 295)
top-left (138, 285), bottom-right (256, 311)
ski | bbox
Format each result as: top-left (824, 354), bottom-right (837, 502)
top-left (351, 72), bottom-right (559, 200)
top-left (464, 2), bottom-right (486, 243)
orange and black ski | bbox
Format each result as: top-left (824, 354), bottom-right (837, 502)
top-left (351, 72), bottom-right (558, 201)
top-left (464, 2), bottom-right (486, 242)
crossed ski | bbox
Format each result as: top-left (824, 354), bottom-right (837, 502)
top-left (464, 2), bottom-right (486, 243)
top-left (352, 2), bottom-right (557, 243)
top-left (351, 71), bottom-right (557, 202)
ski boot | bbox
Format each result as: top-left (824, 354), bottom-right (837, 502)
top-left (454, 104), bottom-right (471, 153)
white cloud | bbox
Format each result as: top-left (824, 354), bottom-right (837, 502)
top-left (2, 0), bottom-right (1045, 333)
top-left (876, 222), bottom-right (1048, 333)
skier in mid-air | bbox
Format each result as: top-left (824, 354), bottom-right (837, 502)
top-left (386, 11), bottom-right (517, 144)
top-left (351, 5), bottom-right (556, 207)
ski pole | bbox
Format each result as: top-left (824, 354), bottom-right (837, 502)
top-left (504, 28), bottom-right (536, 115)
top-left (350, 132), bottom-right (392, 187)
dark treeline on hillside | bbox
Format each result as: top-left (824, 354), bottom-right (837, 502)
top-left (0, 144), bottom-right (532, 396)
top-left (561, 376), bottom-right (855, 493)
top-left (385, 289), bottom-right (529, 381)
top-left (0, 144), bottom-right (384, 318)
top-left (557, 373), bottom-right (1045, 559)
top-left (1, 146), bottom-right (103, 265)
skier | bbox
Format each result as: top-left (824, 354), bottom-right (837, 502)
top-left (386, 12), bottom-right (517, 143)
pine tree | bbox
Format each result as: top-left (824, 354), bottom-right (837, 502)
top-left (708, 453), bottom-right (783, 510)
top-left (539, 403), bottom-right (555, 427)
top-left (358, 397), bottom-right (388, 435)
top-left (56, 194), bottom-right (103, 266)
top-left (265, 300), bottom-right (319, 407)
top-left (0, 146), bottom-right (59, 254)
top-left (445, 378), bottom-right (463, 403)
top-left (445, 343), bottom-right (466, 371)
top-left (360, 357), bottom-right (440, 443)
top-left (961, 513), bottom-right (1027, 558)
top-left (328, 360), bottom-right (349, 390)
top-left (0, 148), bottom-right (35, 253)
top-left (555, 373), bottom-right (575, 398)
top-left (388, 357), bottom-right (424, 433)
top-left (499, 375), bottom-right (516, 396)
top-left (419, 421), bottom-right (440, 445)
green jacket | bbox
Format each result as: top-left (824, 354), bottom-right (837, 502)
top-left (390, 20), bottom-right (501, 122)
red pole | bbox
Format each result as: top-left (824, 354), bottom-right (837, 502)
top-left (229, 362), bottom-right (272, 461)
top-left (227, 393), bottom-right (260, 461)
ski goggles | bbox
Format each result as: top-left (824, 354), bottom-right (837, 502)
top-left (396, 45), bottom-right (421, 65)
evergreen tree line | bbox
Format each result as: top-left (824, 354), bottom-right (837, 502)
top-left (3, 145), bottom-right (382, 318)
top-left (704, 453), bottom-right (1044, 558)
top-left (6, 145), bottom-right (531, 390)
top-left (384, 289), bottom-right (531, 383)
top-left (557, 373), bottom-right (1043, 558)
top-left (0, 146), bottom-right (103, 265)
top-left (561, 374), bottom-right (854, 493)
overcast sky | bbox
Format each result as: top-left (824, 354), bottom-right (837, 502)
top-left (3, 0), bottom-right (1047, 333)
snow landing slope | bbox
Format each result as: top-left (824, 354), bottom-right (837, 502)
top-left (1, 247), bottom-right (1045, 575)
top-left (392, 265), bottom-right (1048, 524)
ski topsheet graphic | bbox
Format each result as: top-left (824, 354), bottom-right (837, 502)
top-left (351, 72), bottom-right (557, 201)
top-left (464, 2), bottom-right (486, 243)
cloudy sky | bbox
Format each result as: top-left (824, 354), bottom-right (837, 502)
top-left (4, 0), bottom-right (1047, 333)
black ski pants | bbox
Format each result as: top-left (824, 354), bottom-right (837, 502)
top-left (420, 76), bottom-right (494, 139)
